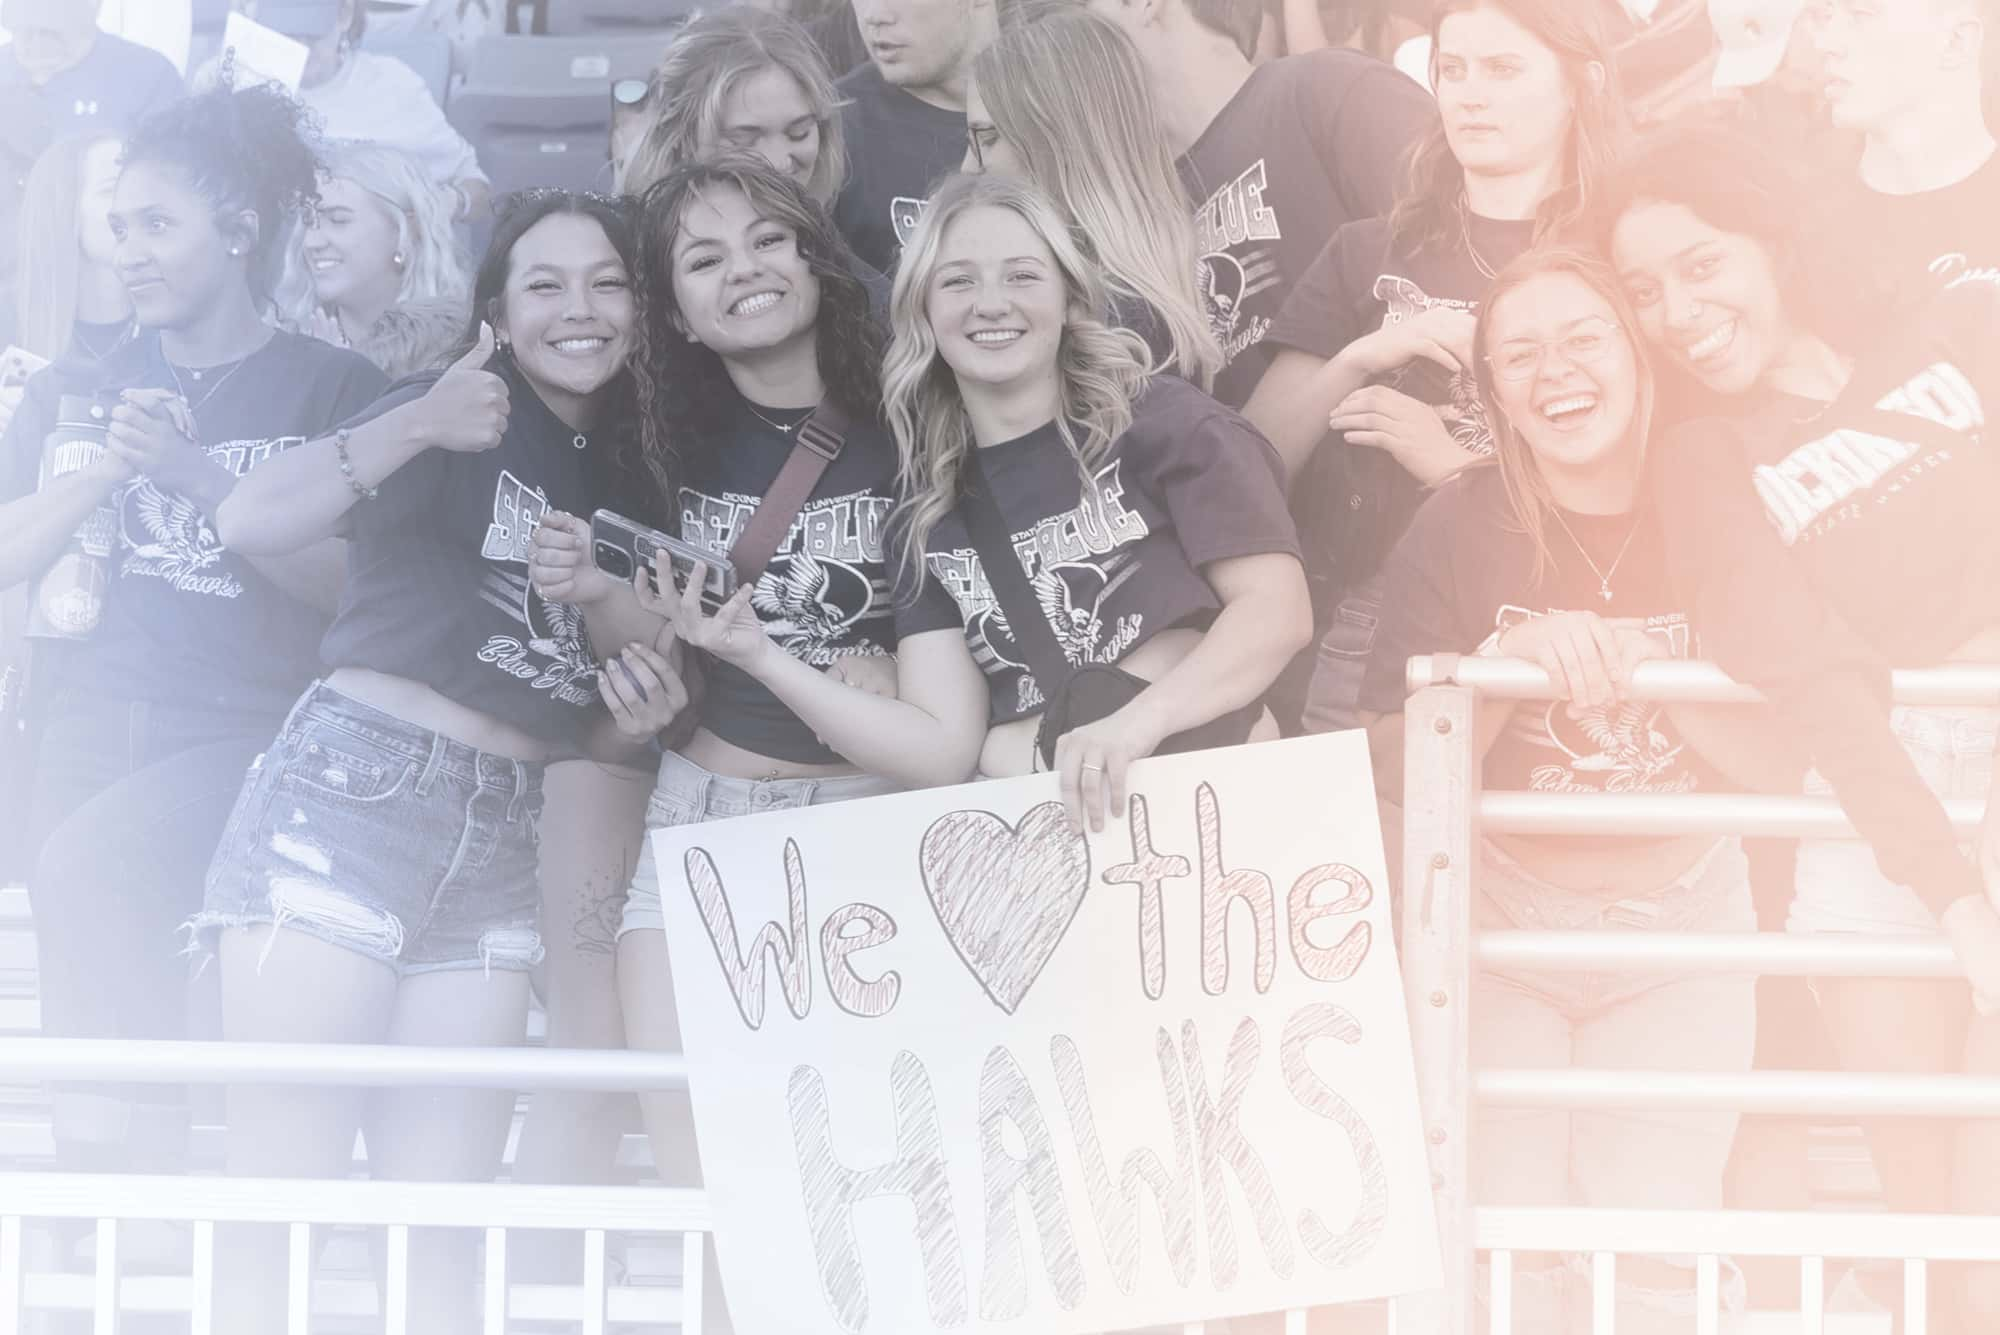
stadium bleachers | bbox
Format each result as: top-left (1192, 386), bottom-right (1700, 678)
top-left (448, 32), bottom-right (673, 198)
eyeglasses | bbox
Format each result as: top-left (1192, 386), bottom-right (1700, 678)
top-left (1484, 319), bottom-right (1623, 383)
top-left (965, 122), bottom-right (1000, 171)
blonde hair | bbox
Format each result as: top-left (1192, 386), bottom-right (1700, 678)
top-left (971, 9), bottom-right (1221, 388)
top-left (14, 134), bottom-right (121, 363)
top-left (1471, 245), bottom-right (1655, 585)
top-left (622, 7), bottom-right (847, 204)
top-left (884, 173), bottom-right (1152, 582)
top-left (279, 139), bottom-right (470, 331)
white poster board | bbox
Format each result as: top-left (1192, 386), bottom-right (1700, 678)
top-left (651, 731), bottom-right (1440, 1334)
top-left (219, 13), bottom-right (309, 94)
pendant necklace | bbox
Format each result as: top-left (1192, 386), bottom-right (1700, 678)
top-left (1459, 194), bottom-right (1500, 282)
top-left (1550, 507), bottom-right (1641, 603)
top-left (571, 430), bottom-right (588, 451)
top-left (165, 355), bottom-right (253, 437)
top-left (746, 401), bottom-right (813, 435)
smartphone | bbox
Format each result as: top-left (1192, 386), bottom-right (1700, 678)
top-left (590, 508), bottom-right (738, 613)
top-left (0, 345), bottom-right (51, 391)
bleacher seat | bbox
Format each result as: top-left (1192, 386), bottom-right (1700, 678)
top-left (448, 33), bottom-right (669, 198)
top-left (544, 0), bottom-right (700, 36)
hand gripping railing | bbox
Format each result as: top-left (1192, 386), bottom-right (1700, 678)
top-left (1396, 656), bottom-right (2000, 1335)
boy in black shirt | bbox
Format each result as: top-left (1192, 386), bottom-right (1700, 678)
top-left (833, 0), bottom-right (997, 271)
top-left (1808, 0), bottom-right (1998, 302)
top-left (1089, 0), bottom-right (1435, 406)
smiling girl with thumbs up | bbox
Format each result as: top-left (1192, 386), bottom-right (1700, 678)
top-left (195, 188), bottom-right (649, 1335)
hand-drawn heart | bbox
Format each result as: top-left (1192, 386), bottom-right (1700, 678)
top-left (919, 802), bottom-right (1091, 1015)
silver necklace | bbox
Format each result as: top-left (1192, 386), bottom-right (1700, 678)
top-left (165, 354), bottom-right (254, 435)
top-left (1550, 507), bottom-right (1641, 603)
top-left (745, 401), bottom-right (812, 435)
top-left (1459, 195), bottom-right (1500, 282)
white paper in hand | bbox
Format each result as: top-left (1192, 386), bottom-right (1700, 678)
top-left (220, 13), bottom-right (309, 94)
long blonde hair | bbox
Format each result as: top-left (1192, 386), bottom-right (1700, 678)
top-left (14, 134), bottom-right (122, 363)
top-left (622, 7), bottom-right (847, 204)
top-left (1471, 246), bottom-right (1655, 585)
top-left (279, 139), bottom-right (470, 332)
top-left (884, 173), bottom-right (1152, 582)
top-left (971, 9), bottom-right (1221, 388)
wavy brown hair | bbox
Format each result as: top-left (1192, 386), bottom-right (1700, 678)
top-left (883, 172), bottom-right (1151, 586)
top-left (1388, 0), bottom-right (1626, 259)
top-left (630, 155), bottom-right (883, 507)
top-left (1471, 245), bottom-right (1655, 586)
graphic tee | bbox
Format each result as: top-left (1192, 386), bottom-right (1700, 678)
top-left (674, 396), bottom-right (901, 765)
top-left (1176, 47), bottom-right (1435, 407)
top-left (1268, 212), bottom-right (1535, 610)
top-left (1654, 287), bottom-right (2000, 915)
top-left (1360, 467), bottom-right (1721, 819)
top-left (894, 376), bottom-right (1300, 722)
top-left (319, 364), bottom-right (616, 747)
top-left (0, 331), bottom-right (386, 716)
top-left (831, 62), bottom-right (966, 274)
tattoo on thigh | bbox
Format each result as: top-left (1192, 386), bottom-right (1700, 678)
top-left (570, 853), bottom-right (633, 957)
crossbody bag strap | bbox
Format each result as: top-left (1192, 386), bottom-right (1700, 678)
top-left (958, 446), bottom-right (1074, 698)
top-left (727, 398), bottom-right (853, 587)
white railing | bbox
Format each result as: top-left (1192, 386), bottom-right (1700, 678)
top-left (1397, 657), bottom-right (2000, 1335)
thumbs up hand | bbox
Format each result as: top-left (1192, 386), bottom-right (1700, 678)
top-left (418, 322), bottom-right (511, 454)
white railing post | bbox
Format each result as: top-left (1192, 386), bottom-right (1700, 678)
top-left (1400, 681), bottom-right (1479, 1335)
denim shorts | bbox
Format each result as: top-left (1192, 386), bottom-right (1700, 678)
top-left (1789, 704), bottom-right (1998, 934)
top-left (619, 749), bottom-right (901, 937)
top-left (192, 682), bottom-right (547, 975)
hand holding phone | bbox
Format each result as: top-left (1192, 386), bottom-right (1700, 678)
top-left (589, 508), bottom-right (737, 614)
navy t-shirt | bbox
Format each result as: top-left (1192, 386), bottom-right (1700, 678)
top-left (319, 364), bottom-right (619, 747)
top-left (0, 31), bottom-right (183, 146)
top-left (0, 330), bottom-right (387, 717)
top-left (831, 62), bottom-right (966, 274)
top-left (1269, 212), bottom-right (1536, 609)
top-left (1177, 47), bottom-right (1435, 407)
top-left (674, 395), bottom-right (900, 765)
top-left (894, 376), bottom-right (1300, 723)
top-left (1360, 466), bottom-right (1722, 821)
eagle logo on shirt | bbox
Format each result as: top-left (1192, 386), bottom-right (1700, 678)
top-left (1374, 274), bottom-right (1494, 457)
top-left (119, 481), bottom-right (241, 598)
top-left (1543, 700), bottom-right (1683, 786)
top-left (750, 550), bottom-right (882, 666)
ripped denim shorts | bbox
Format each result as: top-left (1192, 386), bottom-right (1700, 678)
top-left (191, 682), bottom-right (546, 976)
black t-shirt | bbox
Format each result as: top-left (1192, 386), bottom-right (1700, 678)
top-left (1654, 287), bottom-right (2000, 915)
top-left (1271, 213), bottom-right (1534, 614)
top-left (319, 364), bottom-right (619, 747)
top-left (0, 330), bottom-right (386, 716)
top-left (675, 396), bottom-right (900, 765)
top-left (1361, 467), bottom-right (1721, 816)
top-left (831, 62), bottom-right (966, 274)
top-left (894, 376), bottom-right (1300, 723)
top-left (1177, 48), bottom-right (1435, 408)
top-left (1844, 151), bottom-right (2000, 311)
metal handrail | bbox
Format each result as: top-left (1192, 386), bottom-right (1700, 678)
top-left (1480, 791), bottom-right (1986, 836)
top-left (1477, 1069), bottom-right (2000, 1117)
top-left (1407, 655), bottom-right (2000, 704)
top-left (1476, 931), bottom-right (1959, 976)
top-left (0, 1039), bottom-right (687, 1089)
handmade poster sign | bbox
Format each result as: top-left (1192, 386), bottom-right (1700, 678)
top-left (651, 731), bottom-right (1440, 1334)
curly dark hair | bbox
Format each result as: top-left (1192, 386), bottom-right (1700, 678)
top-left (629, 155), bottom-right (884, 505)
top-left (119, 73), bottom-right (324, 305)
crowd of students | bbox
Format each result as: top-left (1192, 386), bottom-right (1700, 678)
top-left (1, 0), bottom-right (1998, 1331)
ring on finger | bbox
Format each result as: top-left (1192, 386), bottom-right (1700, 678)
top-left (1081, 762), bottom-right (1104, 773)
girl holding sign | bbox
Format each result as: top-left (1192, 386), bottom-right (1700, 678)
top-left (879, 173), bottom-right (1309, 830)
top-left (1357, 246), bottom-right (1757, 1334)
top-left (198, 188), bottom-right (644, 1335)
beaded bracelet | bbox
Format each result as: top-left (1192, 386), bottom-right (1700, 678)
top-left (335, 428), bottom-right (378, 501)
